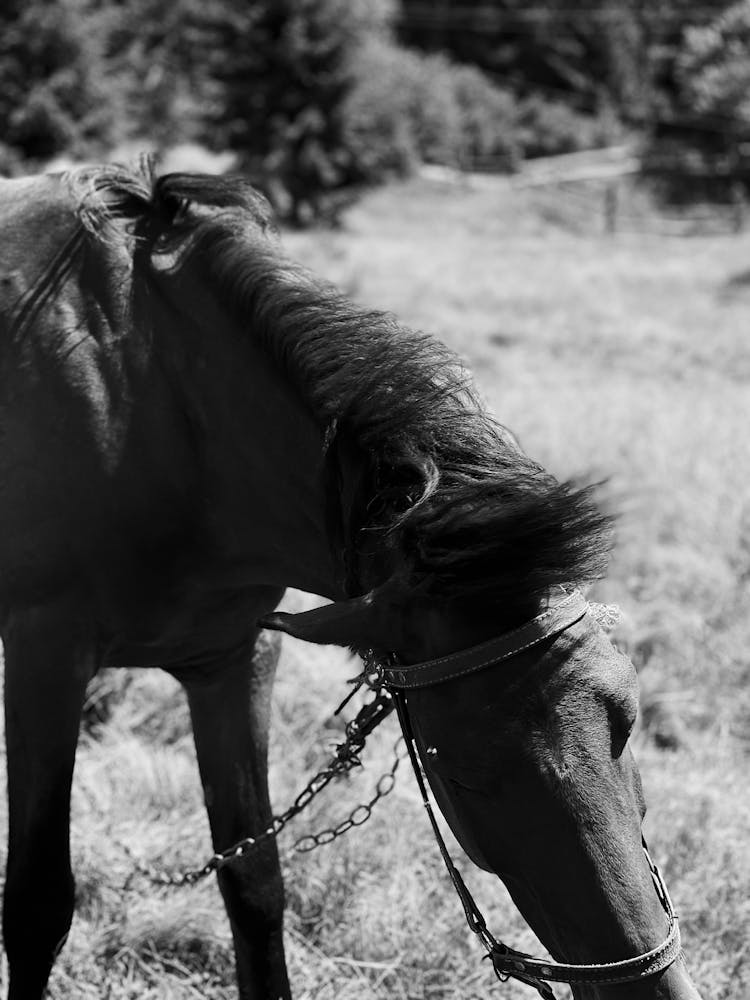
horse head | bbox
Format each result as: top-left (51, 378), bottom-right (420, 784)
top-left (263, 579), bottom-right (702, 1000)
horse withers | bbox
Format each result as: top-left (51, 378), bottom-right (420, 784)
top-left (0, 165), bottom-right (702, 999)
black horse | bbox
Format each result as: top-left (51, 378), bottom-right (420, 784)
top-left (0, 165), bottom-right (701, 999)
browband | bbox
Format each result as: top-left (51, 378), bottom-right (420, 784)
top-left (382, 589), bottom-right (589, 689)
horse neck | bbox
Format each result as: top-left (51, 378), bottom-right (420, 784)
top-left (146, 266), bottom-right (347, 600)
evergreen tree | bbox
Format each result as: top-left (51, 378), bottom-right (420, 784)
top-left (0, 0), bottom-right (113, 170)
top-left (99, 0), bottom-right (216, 147)
top-left (196, 0), bottom-right (393, 223)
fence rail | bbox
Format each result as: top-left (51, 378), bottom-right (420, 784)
top-left (420, 145), bottom-right (748, 236)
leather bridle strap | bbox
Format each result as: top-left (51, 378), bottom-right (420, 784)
top-left (382, 589), bottom-right (589, 689)
top-left (391, 688), bottom-right (556, 1000)
top-left (392, 690), bottom-right (681, 998)
top-left (490, 845), bottom-right (681, 986)
top-left (386, 591), bottom-right (682, 998)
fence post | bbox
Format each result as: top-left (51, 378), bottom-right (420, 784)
top-left (731, 180), bottom-right (746, 233)
top-left (604, 182), bottom-right (618, 235)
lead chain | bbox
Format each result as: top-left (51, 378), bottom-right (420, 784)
top-left (292, 736), bottom-right (407, 853)
top-left (121, 689), bottom-right (401, 889)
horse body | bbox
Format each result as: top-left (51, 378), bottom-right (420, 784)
top-left (1, 172), bottom-right (337, 649)
top-left (0, 170), bottom-right (334, 999)
top-left (0, 166), bottom-right (702, 999)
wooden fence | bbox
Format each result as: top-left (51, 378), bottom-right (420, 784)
top-left (421, 145), bottom-right (749, 236)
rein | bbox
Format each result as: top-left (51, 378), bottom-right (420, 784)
top-left (380, 591), bottom-right (681, 999)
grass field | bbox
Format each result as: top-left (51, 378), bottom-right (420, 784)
top-left (1, 177), bottom-right (748, 999)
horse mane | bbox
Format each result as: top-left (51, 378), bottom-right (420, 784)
top-left (71, 162), bottom-right (612, 606)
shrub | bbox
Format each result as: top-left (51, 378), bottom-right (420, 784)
top-left (342, 42), bottom-right (459, 180)
top-left (450, 63), bottom-right (520, 170)
top-left (340, 42), bottom-right (421, 179)
top-left (342, 39), bottom-right (520, 184)
top-left (517, 95), bottom-right (613, 159)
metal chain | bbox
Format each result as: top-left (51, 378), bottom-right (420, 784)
top-left (120, 674), bottom-right (400, 889)
top-left (292, 735), bottom-right (407, 853)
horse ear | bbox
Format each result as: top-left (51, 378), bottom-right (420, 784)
top-left (258, 592), bottom-right (386, 648)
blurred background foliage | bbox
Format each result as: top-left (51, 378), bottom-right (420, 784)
top-left (1, 0), bottom-right (749, 221)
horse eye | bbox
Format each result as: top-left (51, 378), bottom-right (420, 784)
top-left (606, 689), bottom-right (638, 757)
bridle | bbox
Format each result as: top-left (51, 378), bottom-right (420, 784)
top-left (377, 590), bottom-right (682, 999)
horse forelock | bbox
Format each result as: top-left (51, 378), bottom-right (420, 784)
top-left (65, 159), bottom-right (158, 245)
top-left (119, 170), bottom-right (613, 604)
top-left (9, 163), bottom-right (157, 343)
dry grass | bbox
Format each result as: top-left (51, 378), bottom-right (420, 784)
top-left (1, 177), bottom-right (748, 998)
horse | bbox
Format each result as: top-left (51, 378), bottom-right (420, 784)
top-left (0, 163), bottom-right (702, 1000)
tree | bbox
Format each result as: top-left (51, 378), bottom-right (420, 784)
top-left (677, 2), bottom-right (750, 126)
top-left (397, 1), bottom-right (638, 111)
top-left (395, 0), bottom-right (734, 126)
top-left (195, 0), bottom-right (394, 223)
top-left (97, 0), bottom-right (217, 148)
top-left (638, 2), bottom-right (750, 203)
top-left (0, 0), bottom-right (114, 170)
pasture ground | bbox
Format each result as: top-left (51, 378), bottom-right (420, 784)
top-left (0, 177), bottom-right (748, 998)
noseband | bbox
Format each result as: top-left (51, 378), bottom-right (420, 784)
top-left (376, 591), bottom-right (681, 1000)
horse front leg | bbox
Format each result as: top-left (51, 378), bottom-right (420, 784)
top-left (179, 627), bottom-right (290, 1000)
top-left (2, 603), bottom-right (96, 1000)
